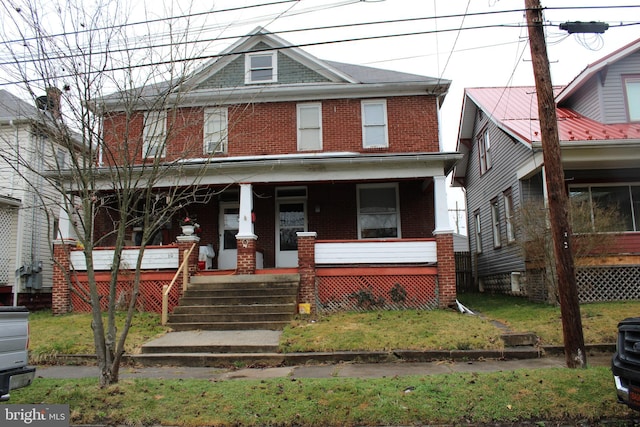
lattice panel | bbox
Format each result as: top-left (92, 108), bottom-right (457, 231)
top-left (0, 208), bottom-right (12, 284)
top-left (577, 266), bottom-right (640, 303)
top-left (317, 274), bottom-right (438, 312)
top-left (69, 274), bottom-right (179, 314)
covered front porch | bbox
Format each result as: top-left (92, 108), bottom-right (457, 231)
top-left (52, 152), bottom-right (459, 315)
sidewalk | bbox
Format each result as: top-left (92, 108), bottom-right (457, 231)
top-left (36, 353), bottom-right (613, 381)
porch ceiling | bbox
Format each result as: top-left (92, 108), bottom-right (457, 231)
top-left (89, 152), bottom-right (462, 188)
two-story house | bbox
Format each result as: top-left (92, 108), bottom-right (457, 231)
top-left (0, 88), bottom-right (68, 308)
top-left (454, 37), bottom-right (640, 303)
top-left (52, 27), bottom-right (461, 315)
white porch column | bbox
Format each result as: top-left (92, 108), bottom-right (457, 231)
top-left (237, 183), bottom-right (256, 238)
top-left (433, 175), bottom-right (454, 234)
top-left (56, 205), bottom-right (77, 241)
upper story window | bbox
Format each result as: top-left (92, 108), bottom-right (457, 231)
top-left (361, 99), bottom-right (388, 148)
top-left (245, 51), bottom-right (277, 84)
top-left (357, 183), bottom-right (400, 239)
top-left (623, 75), bottom-right (640, 122)
top-left (297, 103), bottom-right (322, 151)
top-left (478, 128), bottom-right (492, 175)
top-left (143, 110), bottom-right (166, 158)
top-left (204, 107), bottom-right (228, 154)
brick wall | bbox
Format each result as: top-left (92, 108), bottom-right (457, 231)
top-left (101, 95), bottom-right (442, 163)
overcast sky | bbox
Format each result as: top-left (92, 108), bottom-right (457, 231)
top-left (4, 0), bottom-right (639, 231)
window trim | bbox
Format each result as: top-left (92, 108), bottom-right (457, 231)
top-left (478, 128), bottom-right (492, 175)
top-left (203, 107), bottom-right (228, 154)
top-left (356, 182), bottom-right (401, 239)
top-left (490, 198), bottom-right (501, 248)
top-left (504, 190), bottom-right (515, 243)
top-left (244, 51), bottom-right (278, 84)
top-left (474, 210), bottom-right (483, 254)
top-left (361, 99), bottom-right (389, 149)
top-left (623, 75), bottom-right (640, 122)
top-left (297, 103), bottom-right (322, 151)
top-left (142, 110), bottom-right (166, 159)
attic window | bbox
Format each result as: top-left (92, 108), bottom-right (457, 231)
top-left (623, 76), bottom-right (640, 122)
top-left (245, 51), bottom-right (277, 84)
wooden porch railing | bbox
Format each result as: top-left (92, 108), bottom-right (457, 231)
top-left (162, 243), bottom-right (197, 325)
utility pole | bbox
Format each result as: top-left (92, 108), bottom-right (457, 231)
top-left (524, 0), bottom-right (586, 368)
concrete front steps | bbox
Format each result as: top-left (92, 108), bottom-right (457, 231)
top-left (166, 273), bottom-right (300, 331)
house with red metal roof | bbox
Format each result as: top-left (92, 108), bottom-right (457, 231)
top-left (453, 38), bottom-right (640, 303)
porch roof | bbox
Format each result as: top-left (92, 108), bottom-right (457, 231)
top-left (83, 151), bottom-right (462, 188)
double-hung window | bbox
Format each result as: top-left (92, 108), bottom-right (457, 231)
top-left (143, 110), bottom-right (166, 158)
top-left (474, 210), bottom-right (482, 254)
top-left (204, 107), bottom-right (228, 154)
top-left (297, 103), bottom-right (322, 151)
top-left (361, 99), bottom-right (388, 148)
top-left (504, 190), bottom-right (515, 243)
top-left (479, 129), bottom-right (492, 174)
top-left (623, 75), bottom-right (640, 122)
top-left (357, 183), bottom-right (400, 239)
top-left (245, 51), bottom-right (277, 84)
top-left (491, 198), bottom-right (501, 248)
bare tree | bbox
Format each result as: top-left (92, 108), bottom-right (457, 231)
top-left (0, 0), bottom-right (221, 386)
top-left (517, 198), bottom-right (619, 304)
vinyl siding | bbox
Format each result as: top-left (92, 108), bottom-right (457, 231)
top-left (464, 111), bottom-right (532, 278)
top-left (563, 51), bottom-right (640, 124)
top-left (563, 77), bottom-right (602, 122)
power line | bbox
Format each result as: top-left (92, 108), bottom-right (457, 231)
top-left (2, 18), bottom-right (639, 88)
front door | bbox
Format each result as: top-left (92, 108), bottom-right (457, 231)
top-left (276, 201), bottom-right (306, 268)
top-left (218, 202), bottom-right (239, 270)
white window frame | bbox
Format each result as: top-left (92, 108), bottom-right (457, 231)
top-left (504, 190), bottom-right (516, 243)
top-left (204, 107), bottom-right (228, 154)
top-left (245, 51), bottom-right (277, 84)
top-left (297, 103), bottom-right (322, 151)
top-left (624, 76), bottom-right (640, 122)
top-left (491, 198), bottom-right (501, 248)
top-left (479, 128), bottom-right (492, 175)
top-left (361, 99), bottom-right (389, 148)
top-left (143, 110), bottom-right (166, 158)
top-left (474, 210), bottom-right (483, 254)
top-left (357, 182), bottom-right (401, 239)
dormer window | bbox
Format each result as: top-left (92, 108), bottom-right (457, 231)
top-left (245, 51), bottom-right (277, 84)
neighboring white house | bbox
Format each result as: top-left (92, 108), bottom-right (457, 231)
top-left (0, 88), bottom-right (67, 307)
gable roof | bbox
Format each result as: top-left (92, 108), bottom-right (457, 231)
top-left (100, 27), bottom-right (449, 110)
top-left (0, 89), bottom-right (40, 123)
top-left (557, 37), bottom-right (640, 103)
top-left (460, 86), bottom-right (640, 146)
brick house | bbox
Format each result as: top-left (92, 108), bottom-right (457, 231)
top-left (53, 27), bottom-right (461, 315)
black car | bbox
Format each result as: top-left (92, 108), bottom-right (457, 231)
top-left (612, 317), bottom-right (640, 410)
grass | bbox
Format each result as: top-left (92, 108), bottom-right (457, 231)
top-left (457, 293), bottom-right (640, 346)
top-left (281, 309), bottom-right (503, 353)
top-left (9, 367), bottom-right (636, 426)
top-left (19, 295), bottom-right (640, 425)
top-left (28, 310), bottom-right (168, 363)
top-left (28, 295), bottom-right (640, 359)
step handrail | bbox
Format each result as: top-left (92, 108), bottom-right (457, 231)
top-left (162, 243), bottom-right (197, 325)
